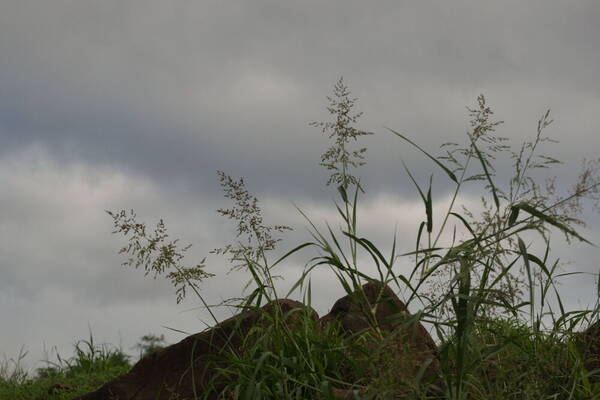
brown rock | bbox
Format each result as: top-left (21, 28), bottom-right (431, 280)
top-left (319, 281), bottom-right (442, 396)
top-left (578, 320), bottom-right (600, 382)
top-left (75, 299), bottom-right (316, 400)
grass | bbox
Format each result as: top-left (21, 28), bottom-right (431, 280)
top-left (0, 335), bottom-right (131, 399)
top-left (3, 318), bottom-right (598, 399)
top-left (4, 81), bottom-right (600, 399)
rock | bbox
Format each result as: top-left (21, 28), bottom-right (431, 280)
top-left (577, 319), bottom-right (600, 382)
top-left (75, 282), bottom-right (444, 399)
top-left (319, 281), bottom-right (443, 396)
top-left (75, 299), bottom-right (316, 400)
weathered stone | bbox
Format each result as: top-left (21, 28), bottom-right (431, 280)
top-left (319, 281), bottom-right (442, 396)
top-left (75, 299), bottom-right (316, 400)
top-left (75, 282), bottom-right (445, 399)
top-left (577, 319), bottom-right (600, 382)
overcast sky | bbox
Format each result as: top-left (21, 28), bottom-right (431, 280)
top-left (1, 1), bottom-right (600, 372)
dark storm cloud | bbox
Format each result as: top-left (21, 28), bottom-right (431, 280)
top-left (2, 1), bottom-right (598, 199)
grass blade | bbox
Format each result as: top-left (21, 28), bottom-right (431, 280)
top-left (388, 128), bottom-right (458, 183)
top-left (513, 202), bottom-right (595, 245)
top-left (471, 138), bottom-right (500, 210)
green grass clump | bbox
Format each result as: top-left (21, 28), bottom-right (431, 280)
top-left (211, 308), bottom-right (364, 400)
top-left (439, 317), bottom-right (600, 399)
top-left (0, 335), bottom-right (131, 400)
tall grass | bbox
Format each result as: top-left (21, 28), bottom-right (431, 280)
top-left (102, 82), bottom-right (600, 399)
top-left (0, 333), bottom-right (131, 400)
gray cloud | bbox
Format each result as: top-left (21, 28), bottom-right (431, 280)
top-left (2, 1), bottom-right (598, 192)
top-left (1, 0), bottom-right (599, 370)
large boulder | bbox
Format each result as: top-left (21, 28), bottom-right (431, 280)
top-left (319, 281), bottom-right (442, 396)
top-left (75, 299), bottom-right (316, 400)
top-left (75, 282), bottom-right (443, 399)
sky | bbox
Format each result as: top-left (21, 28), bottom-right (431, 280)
top-left (1, 1), bottom-right (600, 372)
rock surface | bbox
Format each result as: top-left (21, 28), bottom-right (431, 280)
top-left (319, 281), bottom-right (442, 395)
top-left (75, 282), bottom-right (441, 399)
top-left (75, 299), bottom-right (314, 400)
top-left (578, 319), bottom-right (600, 382)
